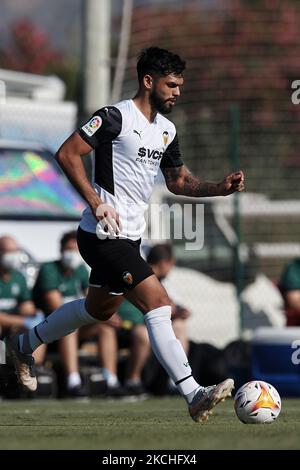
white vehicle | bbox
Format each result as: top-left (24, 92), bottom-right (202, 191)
top-left (0, 69), bottom-right (77, 153)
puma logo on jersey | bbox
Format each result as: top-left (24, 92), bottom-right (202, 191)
top-left (133, 129), bottom-right (142, 139)
top-left (138, 147), bottom-right (163, 160)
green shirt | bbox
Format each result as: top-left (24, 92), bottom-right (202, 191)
top-left (0, 270), bottom-right (31, 314)
top-left (118, 299), bottom-right (144, 327)
top-left (33, 260), bottom-right (89, 312)
top-left (279, 259), bottom-right (300, 291)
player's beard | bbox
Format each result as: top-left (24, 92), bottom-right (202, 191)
top-left (150, 89), bottom-right (173, 115)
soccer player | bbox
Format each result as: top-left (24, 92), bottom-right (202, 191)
top-left (7, 47), bottom-right (244, 422)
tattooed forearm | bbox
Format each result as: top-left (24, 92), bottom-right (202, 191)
top-left (182, 172), bottom-right (220, 197)
top-left (163, 165), bottom-right (244, 198)
top-left (162, 166), bottom-right (220, 197)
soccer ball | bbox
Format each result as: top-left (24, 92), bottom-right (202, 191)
top-left (234, 381), bottom-right (281, 424)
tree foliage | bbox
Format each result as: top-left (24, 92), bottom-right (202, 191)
top-left (0, 19), bottom-right (79, 100)
top-left (0, 19), bottom-right (62, 73)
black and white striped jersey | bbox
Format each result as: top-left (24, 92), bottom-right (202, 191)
top-left (78, 99), bottom-right (183, 240)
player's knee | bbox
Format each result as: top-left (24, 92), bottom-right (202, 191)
top-left (126, 287), bottom-right (170, 313)
top-left (147, 294), bottom-right (171, 312)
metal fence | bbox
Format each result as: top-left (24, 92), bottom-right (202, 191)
top-left (114, 0), bottom-right (300, 345)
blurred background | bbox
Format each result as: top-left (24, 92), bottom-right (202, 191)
top-left (1, 0), bottom-right (300, 398)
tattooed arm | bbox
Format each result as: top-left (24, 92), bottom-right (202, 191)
top-left (161, 165), bottom-right (245, 197)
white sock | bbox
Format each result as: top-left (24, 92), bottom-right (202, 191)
top-left (168, 377), bottom-right (176, 389)
top-left (19, 299), bottom-right (97, 354)
top-left (67, 372), bottom-right (82, 389)
top-left (144, 306), bottom-right (199, 397)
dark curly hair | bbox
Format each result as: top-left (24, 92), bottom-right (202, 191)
top-left (60, 230), bottom-right (77, 250)
top-left (137, 47), bottom-right (186, 84)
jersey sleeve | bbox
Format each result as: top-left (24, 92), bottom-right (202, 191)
top-left (160, 134), bottom-right (184, 168)
top-left (78, 106), bottom-right (122, 148)
top-left (34, 263), bottom-right (59, 293)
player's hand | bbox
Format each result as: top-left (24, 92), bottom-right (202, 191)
top-left (217, 171), bottom-right (245, 196)
top-left (95, 203), bottom-right (122, 236)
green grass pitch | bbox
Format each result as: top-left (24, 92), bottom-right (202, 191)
top-left (0, 397), bottom-right (299, 450)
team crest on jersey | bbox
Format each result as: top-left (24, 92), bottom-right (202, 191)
top-left (163, 131), bottom-right (169, 146)
top-left (122, 271), bottom-right (133, 285)
top-left (82, 116), bottom-right (102, 137)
